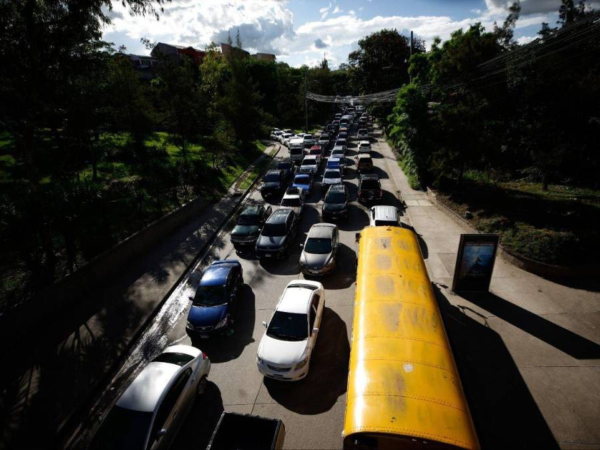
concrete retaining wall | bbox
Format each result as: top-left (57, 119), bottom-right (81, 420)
top-left (426, 187), bottom-right (600, 280)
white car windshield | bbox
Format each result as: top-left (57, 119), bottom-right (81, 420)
top-left (281, 198), bottom-right (301, 207)
top-left (324, 170), bottom-right (341, 179)
top-left (267, 311), bottom-right (308, 341)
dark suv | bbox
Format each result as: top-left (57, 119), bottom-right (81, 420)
top-left (255, 208), bottom-right (298, 259)
top-left (322, 184), bottom-right (349, 220)
top-left (231, 204), bottom-right (272, 249)
top-left (260, 170), bottom-right (286, 199)
top-left (358, 173), bottom-right (383, 204)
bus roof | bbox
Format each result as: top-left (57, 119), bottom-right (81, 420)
top-left (344, 226), bottom-right (479, 449)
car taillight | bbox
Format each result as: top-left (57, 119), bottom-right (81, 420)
top-left (202, 351), bottom-right (208, 360)
top-left (379, 190), bottom-right (383, 197)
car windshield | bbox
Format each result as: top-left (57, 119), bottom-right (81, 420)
top-left (238, 214), bottom-right (260, 226)
top-left (324, 170), bottom-right (341, 179)
top-left (305, 237), bottom-right (332, 254)
top-left (302, 160), bottom-right (317, 166)
top-left (193, 285), bottom-right (226, 307)
top-left (278, 163), bottom-right (291, 170)
top-left (309, 149), bottom-right (321, 155)
top-left (267, 311), bottom-right (308, 341)
top-left (325, 192), bottom-right (346, 203)
top-left (337, 140), bottom-right (346, 145)
top-left (281, 198), bottom-right (301, 207)
top-left (262, 221), bottom-right (286, 237)
top-left (361, 179), bottom-right (380, 189)
top-left (264, 173), bottom-right (280, 183)
top-left (294, 175), bottom-right (310, 184)
top-left (91, 406), bottom-right (153, 450)
top-left (375, 220), bottom-right (398, 227)
top-left (290, 148), bottom-right (303, 154)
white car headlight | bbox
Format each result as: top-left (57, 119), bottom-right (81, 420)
top-left (257, 355), bottom-right (264, 365)
top-left (214, 316), bottom-right (229, 329)
top-left (295, 357), bottom-right (309, 370)
top-left (186, 321), bottom-right (194, 330)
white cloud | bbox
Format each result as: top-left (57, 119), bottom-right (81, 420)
top-left (517, 35), bottom-right (536, 45)
top-left (103, 0), bottom-right (554, 69)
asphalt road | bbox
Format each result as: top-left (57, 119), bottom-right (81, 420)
top-left (123, 124), bottom-right (404, 450)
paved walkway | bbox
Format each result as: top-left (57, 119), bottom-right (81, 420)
top-left (0, 145), bottom-right (278, 450)
top-left (378, 137), bottom-right (600, 449)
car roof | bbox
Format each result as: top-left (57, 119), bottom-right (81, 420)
top-left (307, 223), bottom-right (336, 240)
top-left (241, 205), bottom-right (262, 216)
top-left (372, 205), bottom-right (399, 220)
top-left (361, 173), bottom-right (379, 180)
top-left (278, 283), bottom-right (319, 314)
top-left (303, 155), bottom-right (318, 161)
top-left (294, 173), bottom-right (311, 179)
top-left (268, 208), bottom-right (293, 223)
top-left (358, 153), bottom-right (372, 159)
top-left (359, 140), bottom-right (371, 145)
top-left (324, 167), bottom-right (341, 173)
top-left (200, 265), bottom-right (232, 286)
top-left (116, 361), bottom-right (180, 413)
top-left (328, 184), bottom-right (346, 193)
top-left (266, 169), bottom-right (282, 176)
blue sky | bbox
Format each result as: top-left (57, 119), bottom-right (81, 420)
top-left (103, 0), bottom-right (561, 68)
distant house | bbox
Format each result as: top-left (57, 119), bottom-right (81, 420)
top-left (220, 43), bottom-right (276, 62)
top-left (151, 43), bottom-right (206, 65)
top-left (252, 53), bottom-right (276, 62)
top-left (120, 54), bottom-right (160, 80)
top-left (220, 43), bottom-right (250, 60)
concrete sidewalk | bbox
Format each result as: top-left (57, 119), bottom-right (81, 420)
top-left (378, 136), bottom-right (600, 449)
top-left (0, 145), bottom-right (279, 450)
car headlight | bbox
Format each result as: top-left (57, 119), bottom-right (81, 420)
top-left (186, 321), bottom-right (194, 330)
top-left (214, 316), bottom-right (229, 329)
top-left (295, 358), bottom-right (309, 370)
top-left (257, 355), bottom-right (264, 365)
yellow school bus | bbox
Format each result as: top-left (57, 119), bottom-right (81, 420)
top-left (344, 226), bottom-right (479, 450)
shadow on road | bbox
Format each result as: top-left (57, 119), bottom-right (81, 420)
top-left (313, 244), bottom-right (356, 290)
top-left (337, 205), bottom-right (369, 232)
top-left (263, 307), bottom-right (350, 415)
top-left (434, 285), bottom-right (560, 449)
top-left (172, 381), bottom-right (224, 450)
top-left (191, 285), bottom-right (256, 363)
top-left (460, 291), bottom-right (600, 359)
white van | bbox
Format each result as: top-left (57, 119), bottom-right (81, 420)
top-left (289, 138), bottom-right (306, 163)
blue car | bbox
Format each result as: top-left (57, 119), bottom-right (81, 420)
top-left (326, 157), bottom-right (345, 175)
top-left (186, 260), bottom-right (244, 338)
top-left (292, 173), bottom-right (314, 195)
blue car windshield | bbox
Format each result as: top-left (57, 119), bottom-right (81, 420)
top-left (194, 285), bottom-right (226, 306)
top-left (91, 406), bottom-right (153, 450)
top-left (294, 175), bottom-right (310, 184)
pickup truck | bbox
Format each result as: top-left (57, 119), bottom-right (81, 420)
top-left (206, 412), bottom-right (285, 450)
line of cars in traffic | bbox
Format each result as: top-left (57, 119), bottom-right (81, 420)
top-left (91, 106), bottom-right (400, 449)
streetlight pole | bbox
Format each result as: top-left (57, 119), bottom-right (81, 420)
top-left (304, 69), bottom-right (308, 133)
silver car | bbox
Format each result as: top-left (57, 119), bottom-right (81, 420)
top-left (92, 345), bottom-right (211, 450)
top-left (299, 223), bottom-right (339, 276)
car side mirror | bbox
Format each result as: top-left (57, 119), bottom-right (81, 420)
top-left (262, 321), bottom-right (267, 328)
top-left (355, 232), bottom-right (361, 243)
top-left (299, 243), bottom-right (304, 247)
top-left (188, 295), bottom-right (194, 301)
top-left (157, 429), bottom-right (167, 438)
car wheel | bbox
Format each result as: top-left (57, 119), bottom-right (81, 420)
top-left (197, 376), bottom-right (208, 396)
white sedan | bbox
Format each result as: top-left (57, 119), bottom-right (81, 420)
top-left (257, 280), bottom-right (325, 381)
top-left (92, 345), bottom-right (211, 450)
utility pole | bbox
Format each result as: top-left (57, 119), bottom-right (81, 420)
top-left (304, 69), bottom-right (308, 133)
top-left (409, 30), bottom-right (413, 84)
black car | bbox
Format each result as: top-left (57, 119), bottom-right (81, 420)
top-left (358, 173), bottom-right (383, 204)
top-left (231, 204), bottom-right (273, 249)
top-left (277, 161), bottom-right (295, 183)
top-left (255, 208), bottom-right (298, 259)
top-left (322, 184), bottom-right (349, 221)
top-left (260, 169), bottom-right (286, 199)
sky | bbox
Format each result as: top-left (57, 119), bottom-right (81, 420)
top-left (102, 0), bottom-right (565, 68)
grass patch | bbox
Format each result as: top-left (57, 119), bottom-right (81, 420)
top-left (437, 178), bottom-right (600, 266)
top-left (386, 138), bottom-right (421, 190)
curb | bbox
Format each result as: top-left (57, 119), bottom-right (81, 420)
top-left (60, 144), bottom-right (281, 449)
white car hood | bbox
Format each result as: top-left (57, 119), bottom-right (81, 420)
top-left (258, 334), bottom-right (308, 366)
